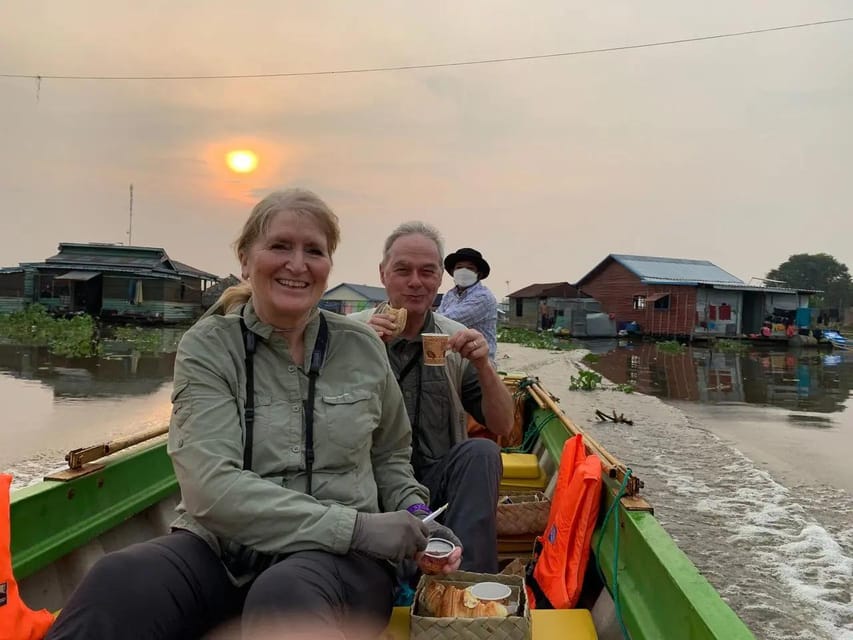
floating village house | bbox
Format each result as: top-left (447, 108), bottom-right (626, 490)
top-left (0, 243), bottom-right (219, 322)
top-left (505, 282), bottom-right (616, 337)
top-left (575, 254), bottom-right (815, 339)
top-left (320, 283), bottom-right (388, 315)
top-left (506, 282), bottom-right (586, 330)
top-left (320, 283), bottom-right (446, 314)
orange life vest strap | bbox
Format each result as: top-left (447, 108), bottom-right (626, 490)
top-left (1, 474), bottom-right (55, 640)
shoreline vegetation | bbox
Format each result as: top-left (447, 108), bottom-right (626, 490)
top-left (0, 305), bottom-right (183, 357)
top-left (1, 308), bottom-right (850, 359)
top-left (496, 326), bottom-right (577, 350)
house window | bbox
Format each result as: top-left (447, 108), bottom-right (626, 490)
top-left (633, 296), bottom-right (646, 310)
top-left (515, 299), bottom-right (523, 317)
top-left (38, 275), bottom-right (54, 299)
top-left (653, 295), bottom-right (670, 310)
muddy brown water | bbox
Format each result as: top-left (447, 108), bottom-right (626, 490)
top-left (584, 340), bottom-right (852, 640)
top-left (2, 338), bottom-right (851, 639)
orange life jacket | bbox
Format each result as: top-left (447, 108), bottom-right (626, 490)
top-left (1, 474), bottom-right (55, 640)
top-left (526, 435), bottom-right (602, 609)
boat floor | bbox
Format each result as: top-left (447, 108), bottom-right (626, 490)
top-left (384, 606), bottom-right (598, 640)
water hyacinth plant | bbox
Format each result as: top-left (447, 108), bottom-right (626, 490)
top-left (715, 339), bottom-right (749, 353)
top-left (0, 305), bottom-right (186, 357)
top-left (0, 305), bottom-right (99, 357)
top-left (497, 326), bottom-right (576, 350)
top-left (656, 340), bottom-right (686, 354)
top-left (569, 370), bottom-right (602, 391)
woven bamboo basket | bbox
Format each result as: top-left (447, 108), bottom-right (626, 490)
top-left (411, 571), bottom-right (530, 640)
top-left (496, 492), bottom-right (550, 537)
top-left (499, 558), bottom-right (528, 578)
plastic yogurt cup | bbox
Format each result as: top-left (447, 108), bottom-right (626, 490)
top-left (421, 537), bottom-right (456, 573)
top-left (469, 581), bottom-right (512, 604)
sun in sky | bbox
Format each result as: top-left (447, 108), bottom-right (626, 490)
top-left (226, 150), bottom-right (259, 174)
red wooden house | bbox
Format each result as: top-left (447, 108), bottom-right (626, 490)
top-left (575, 254), bottom-right (813, 339)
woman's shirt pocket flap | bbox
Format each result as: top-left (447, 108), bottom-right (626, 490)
top-left (321, 390), bottom-right (372, 405)
top-left (320, 389), bottom-right (376, 451)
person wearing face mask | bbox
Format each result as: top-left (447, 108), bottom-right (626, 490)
top-left (437, 248), bottom-right (498, 362)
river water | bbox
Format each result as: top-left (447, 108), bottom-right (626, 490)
top-left (583, 341), bottom-right (853, 640)
top-left (0, 340), bottom-right (176, 489)
top-left (2, 336), bottom-right (851, 638)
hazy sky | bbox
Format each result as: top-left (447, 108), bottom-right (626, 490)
top-left (2, 2), bottom-right (851, 298)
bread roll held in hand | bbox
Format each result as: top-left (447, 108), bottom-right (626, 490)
top-left (421, 582), bottom-right (509, 618)
top-left (375, 302), bottom-right (408, 338)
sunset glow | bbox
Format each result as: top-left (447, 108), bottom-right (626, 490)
top-left (226, 150), bottom-right (258, 174)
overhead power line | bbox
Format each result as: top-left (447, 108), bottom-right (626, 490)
top-left (1, 17), bottom-right (850, 82)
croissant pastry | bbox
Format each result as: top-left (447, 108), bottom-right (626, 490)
top-left (421, 582), bottom-right (509, 618)
top-left (375, 302), bottom-right (408, 338)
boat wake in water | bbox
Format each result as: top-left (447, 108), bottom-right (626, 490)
top-left (498, 344), bottom-right (852, 639)
top-left (586, 401), bottom-right (852, 640)
top-left (657, 449), bottom-right (852, 640)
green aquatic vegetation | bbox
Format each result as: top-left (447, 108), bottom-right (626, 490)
top-left (715, 339), bottom-right (748, 353)
top-left (0, 304), bottom-right (54, 343)
top-left (0, 305), bottom-right (186, 357)
top-left (582, 353), bottom-right (600, 364)
top-left (569, 369), bottom-right (602, 391)
top-left (109, 326), bottom-right (168, 353)
top-left (0, 305), bottom-right (99, 357)
top-left (656, 340), bottom-right (686, 354)
top-left (497, 326), bottom-right (576, 350)
top-left (49, 315), bottom-right (101, 357)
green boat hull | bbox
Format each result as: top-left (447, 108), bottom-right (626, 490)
top-left (10, 397), bottom-right (755, 639)
top-left (534, 405), bottom-right (754, 639)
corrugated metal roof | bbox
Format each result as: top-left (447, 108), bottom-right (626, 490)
top-left (508, 282), bottom-right (585, 299)
top-left (346, 284), bottom-right (388, 301)
top-left (21, 262), bottom-right (183, 280)
top-left (611, 254), bottom-right (743, 285)
top-left (170, 260), bottom-right (220, 281)
top-left (46, 252), bottom-right (166, 269)
top-left (324, 283), bottom-right (387, 301)
top-left (711, 283), bottom-right (817, 295)
top-left (31, 243), bottom-right (219, 281)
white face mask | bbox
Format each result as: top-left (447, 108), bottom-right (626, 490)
top-left (453, 268), bottom-right (478, 288)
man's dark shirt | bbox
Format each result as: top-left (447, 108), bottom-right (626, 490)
top-left (386, 313), bottom-right (485, 477)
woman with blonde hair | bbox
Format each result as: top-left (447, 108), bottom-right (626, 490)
top-left (46, 189), bottom-right (461, 640)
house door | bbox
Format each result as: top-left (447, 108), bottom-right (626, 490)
top-left (741, 293), bottom-right (764, 334)
top-left (72, 276), bottom-right (103, 316)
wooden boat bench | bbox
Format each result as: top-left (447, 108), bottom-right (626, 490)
top-left (384, 606), bottom-right (598, 640)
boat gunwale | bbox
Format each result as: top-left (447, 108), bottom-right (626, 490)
top-left (10, 442), bottom-right (178, 580)
top-left (530, 403), bottom-right (755, 640)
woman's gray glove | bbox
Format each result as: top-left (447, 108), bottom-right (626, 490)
top-left (419, 518), bottom-right (462, 550)
top-left (351, 511), bottom-right (429, 562)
